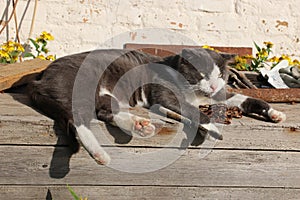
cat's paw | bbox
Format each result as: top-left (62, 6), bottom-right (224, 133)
top-left (202, 123), bottom-right (223, 140)
top-left (93, 151), bottom-right (111, 165)
top-left (268, 108), bottom-right (286, 123)
top-left (132, 117), bottom-right (156, 137)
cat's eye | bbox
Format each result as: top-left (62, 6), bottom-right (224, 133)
top-left (199, 72), bottom-right (205, 78)
top-left (218, 73), bottom-right (223, 78)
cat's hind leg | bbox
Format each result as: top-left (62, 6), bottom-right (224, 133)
top-left (225, 93), bottom-right (286, 123)
top-left (267, 108), bottom-right (286, 123)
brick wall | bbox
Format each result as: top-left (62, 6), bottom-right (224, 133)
top-left (1, 0), bottom-right (299, 57)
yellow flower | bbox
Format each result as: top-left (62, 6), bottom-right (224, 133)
top-left (235, 56), bottom-right (247, 64)
top-left (292, 59), bottom-right (300, 66)
top-left (46, 55), bottom-right (55, 61)
top-left (39, 31), bottom-right (54, 41)
top-left (263, 41), bottom-right (274, 48)
top-left (1, 41), bottom-right (15, 52)
top-left (242, 54), bottom-right (254, 60)
top-left (14, 43), bottom-right (25, 52)
top-left (268, 56), bottom-right (280, 63)
top-left (37, 55), bottom-right (46, 60)
top-left (256, 48), bottom-right (268, 59)
top-left (12, 55), bottom-right (19, 62)
top-left (202, 45), bottom-right (220, 52)
top-left (280, 54), bottom-right (292, 65)
top-left (0, 49), bottom-right (10, 58)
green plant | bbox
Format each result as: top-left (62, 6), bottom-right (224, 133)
top-left (0, 31), bottom-right (56, 64)
top-left (67, 185), bottom-right (88, 200)
top-left (233, 41), bottom-right (300, 72)
top-left (24, 31), bottom-right (56, 61)
top-left (0, 40), bottom-right (24, 63)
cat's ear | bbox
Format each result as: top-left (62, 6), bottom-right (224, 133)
top-left (219, 53), bottom-right (236, 64)
top-left (204, 49), bottom-right (236, 66)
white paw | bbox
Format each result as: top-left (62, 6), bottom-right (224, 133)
top-left (93, 150), bottom-right (111, 165)
top-left (132, 116), bottom-right (156, 138)
top-left (76, 125), bottom-right (111, 165)
top-left (268, 108), bottom-right (286, 123)
top-left (202, 123), bottom-right (223, 140)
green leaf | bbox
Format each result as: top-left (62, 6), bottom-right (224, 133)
top-left (253, 41), bottom-right (261, 52)
top-left (41, 41), bottom-right (48, 53)
top-left (29, 38), bottom-right (40, 51)
top-left (244, 63), bottom-right (250, 71)
top-left (23, 52), bottom-right (36, 58)
top-left (67, 185), bottom-right (80, 200)
top-left (0, 58), bottom-right (8, 64)
top-left (10, 50), bottom-right (20, 57)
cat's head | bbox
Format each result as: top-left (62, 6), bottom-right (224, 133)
top-left (176, 48), bottom-right (235, 96)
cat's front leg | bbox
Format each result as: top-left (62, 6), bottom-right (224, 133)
top-left (225, 93), bottom-right (286, 123)
top-left (96, 94), bottom-right (156, 138)
top-left (113, 112), bottom-right (156, 138)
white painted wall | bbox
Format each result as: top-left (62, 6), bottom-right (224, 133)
top-left (1, 0), bottom-right (299, 58)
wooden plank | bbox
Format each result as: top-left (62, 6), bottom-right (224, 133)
top-left (0, 59), bottom-right (51, 91)
top-left (1, 186), bottom-right (300, 200)
top-left (124, 43), bottom-right (252, 57)
top-left (1, 93), bottom-right (299, 150)
top-left (0, 146), bottom-right (300, 187)
top-left (1, 114), bottom-right (299, 150)
top-left (228, 88), bottom-right (300, 103)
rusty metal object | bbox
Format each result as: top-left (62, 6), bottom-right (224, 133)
top-left (199, 104), bottom-right (242, 124)
top-left (228, 88), bottom-right (300, 103)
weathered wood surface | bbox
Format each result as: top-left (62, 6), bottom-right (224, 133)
top-left (1, 93), bottom-right (299, 149)
top-left (1, 186), bottom-right (300, 200)
top-left (0, 59), bottom-right (51, 91)
top-left (0, 93), bottom-right (300, 199)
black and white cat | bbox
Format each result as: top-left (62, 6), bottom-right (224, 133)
top-left (28, 48), bottom-right (286, 165)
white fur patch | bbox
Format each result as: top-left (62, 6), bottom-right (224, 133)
top-left (202, 123), bottom-right (219, 133)
top-left (76, 125), bottom-right (111, 165)
top-left (113, 112), bottom-right (156, 138)
top-left (136, 88), bottom-right (149, 107)
top-left (196, 64), bottom-right (225, 96)
top-left (99, 87), bottom-right (117, 99)
top-left (268, 108), bottom-right (286, 123)
top-left (225, 94), bottom-right (248, 108)
top-left (141, 87), bottom-right (149, 107)
top-left (199, 79), bottom-right (211, 94)
top-left (209, 65), bottom-right (226, 95)
top-left (113, 112), bottom-right (135, 131)
top-left (202, 123), bottom-right (222, 140)
top-left (190, 95), bottom-right (212, 107)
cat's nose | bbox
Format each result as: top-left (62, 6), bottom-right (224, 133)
top-left (210, 84), bottom-right (217, 92)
